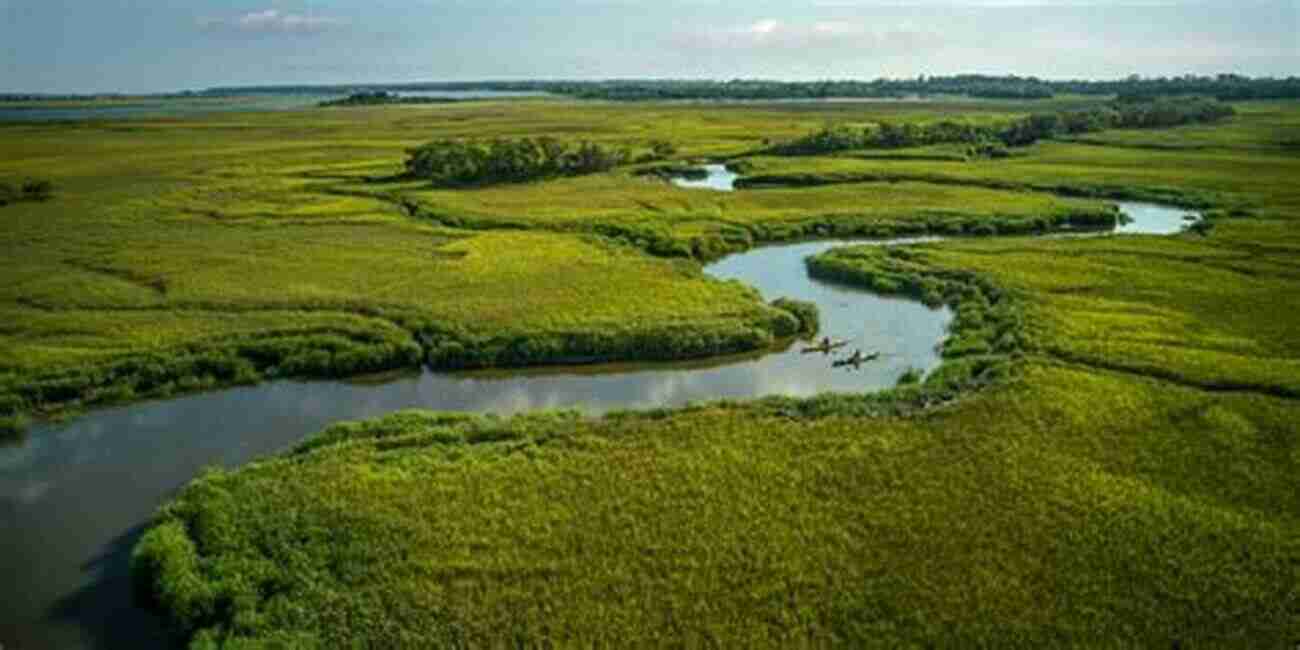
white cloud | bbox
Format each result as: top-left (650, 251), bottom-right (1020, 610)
top-left (676, 19), bottom-right (944, 54)
top-left (749, 19), bottom-right (782, 35)
top-left (199, 9), bottom-right (346, 36)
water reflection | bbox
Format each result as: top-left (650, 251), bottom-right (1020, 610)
top-left (1115, 201), bottom-right (1201, 235)
top-left (669, 164), bottom-right (738, 191)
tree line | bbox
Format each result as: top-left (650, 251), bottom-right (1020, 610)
top-left (768, 98), bottom-right (1236, 158)
top-left (201, 75), bottom-right (1300, 102)
top-left (404, 138), bottom-right (631, 186)
top-left (319, 91), bottom-right (461, 108)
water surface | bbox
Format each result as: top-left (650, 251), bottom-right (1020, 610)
top-left (0, 95), bottom-right (336, 123)
top-left (669, 164), bottom-right (738, 191)
top-left (1115, 201), bottom-right (1201, 235)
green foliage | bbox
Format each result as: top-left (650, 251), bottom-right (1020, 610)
top-left (132, 363), bottom-right (1300, 647)
top-left (404, 137), bottom-right (628, 186)
top-left (387, 170), bottom-right (1119, 261)
top-left (648, 139), bottom-right (677, 159)
top-left (965, 139), bottom-right (1011, 159)
top-left (19, 94), bottom-right (1283, 648)
top-left (0, 412), bottom-right (30, 438)
top-left (318, 91), bottom-right (459, 108)
top-left (895, 367), bottom-right (923, 385)
top-left (0, 331), bottom-right (425, 415)
top-left (131, 519), bottom-right (217, 633)
top-left (0, 178), bottom-right (53, 206)
top-left (769, 98), bottom-right (1235, 156)
top-left (770, 297), bottom-right (819, 337)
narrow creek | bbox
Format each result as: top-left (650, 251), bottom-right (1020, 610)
top-left (0, 167), bottom-right (1201, 649)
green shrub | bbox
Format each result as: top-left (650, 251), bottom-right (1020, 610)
top-left (131, 519), bottom-right (217, 633)
top-left (0, 178), bottom-right (53, 205)
top-left (0, 413), bottom-right (31, 438)
top-left (896, 368), bottom-right (923, 386)
top-left (21, 179), bottom-right (54, 201)
top-left (771, 298), bottom-right (820, 337)
top-left (405, 138), bottom-right (629, 186)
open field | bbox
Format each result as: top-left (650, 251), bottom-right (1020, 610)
top-left (1, 95), bottom-right (1298, 646)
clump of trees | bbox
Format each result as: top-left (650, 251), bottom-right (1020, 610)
top-left (769, 98), bottom-right (1236, 158)
top-left (404, 138), bottom-right (629, 186)
top-left (0, 179), bottom-right (54, 206)
top-left (318, 91), bottom-right (460, 107)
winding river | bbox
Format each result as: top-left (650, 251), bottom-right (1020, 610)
top-left (0, 167), bottom-right (1199, 648)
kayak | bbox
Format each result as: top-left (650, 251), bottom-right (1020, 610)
top-left (833, 352), bottom-right (882, 367)
top-left (801, 340), bottom-right (849, 354)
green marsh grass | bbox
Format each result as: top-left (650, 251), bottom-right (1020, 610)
top-left (2, 96), bottom-right (1297, 647)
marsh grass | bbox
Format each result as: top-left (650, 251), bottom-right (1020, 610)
top-left (3, 96), bottom-right (1299, 646)
top-left (132, 358), bottom-right (1300, 647)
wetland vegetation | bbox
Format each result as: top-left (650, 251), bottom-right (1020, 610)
top-left (0, 178), bottom-right (53, 206)
top-left (1, 92), bottom-right (1297, 647)
top-left (766, 97), bottom-right (1236, 156)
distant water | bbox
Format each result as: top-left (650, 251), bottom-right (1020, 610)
top-left (0, 90), bottom-right (555, 123)
top-left (669, 164), bottom-right (739, 191)
top-left (1115, 201), bottom-right (1202, 235)
top-left (0, 95), bottom-right (336, 123)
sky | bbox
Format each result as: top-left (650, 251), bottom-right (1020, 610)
top-left (1, 0), bottom-right (1296, 94)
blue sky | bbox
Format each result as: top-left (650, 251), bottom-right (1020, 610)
top-left (2, 0), bottom-right (1296, 93)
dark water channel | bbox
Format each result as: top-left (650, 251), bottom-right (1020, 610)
top-left (0, 183), bottom-right (1198, 648)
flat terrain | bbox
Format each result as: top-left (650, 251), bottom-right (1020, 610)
top-left (2, 98), bottom-right (1297, 646)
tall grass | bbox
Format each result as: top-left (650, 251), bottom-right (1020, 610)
top-left (101, 97), bottom-right (1300, 647)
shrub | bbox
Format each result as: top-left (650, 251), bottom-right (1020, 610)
top-left (131, 519), bottom-right (216, 632)
top-left (1, 178), bottom-right (54, 205)
top-left (771, 298), bottom-right (820, 337)
top-left (21, 179), bottom-right (54, 201)
top-left (0, 414), bottom-right (31, 438)
top-left (896, 368), bottom-right (923, 386)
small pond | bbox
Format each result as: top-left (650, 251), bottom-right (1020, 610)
top-left (1114, 201), bottom-right (1202, 235)
top-left (669, 164), bottom-right (739, 191)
